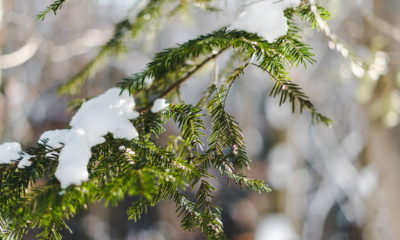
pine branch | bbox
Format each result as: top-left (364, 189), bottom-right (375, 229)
top-left (265, 67), bottom-right (331, 124)
top-left (296, 4), bottom-right (331, 29)
top-left (195, 180), bottom-right (225, 239)
top-left (224, 171), bottom-right (271, 193)
top-left (127, 198), bottom-right (151, 222)
top-left (1, 3), bottom-right (337, 239)
top-left (136, 48), bottom-right (228, 113)
top-left (173, 191), bottom-right (202, 231)
top-left (119, 28), bottom-right (264, 92)
top-left (166, 104), bottom-right (206, 147)
top-left (274, 21), bottom-right (316, 67)
top-left (122, 26), bottom-right (328, 124)
top-left (0, 144), bottom-right (61, 214)
top-left (37, 0), bottom-right (67, 20)
top-left (0, 139), bottom-right (195, 238)
top-left (207, 77), bottom-right (250, 169)
top-left (134, 111), bottom-right (167, 138)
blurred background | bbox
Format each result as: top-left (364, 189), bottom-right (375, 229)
top-left (1, 0), bottom-right (400, 239)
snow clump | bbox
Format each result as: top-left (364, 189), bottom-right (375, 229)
top-left (151, 98), bottom-right (169, 113)
top-left (0, 88), bottom-right (139, 188)
top-left (37, 88), bottom-right (139, 188)
top-left (232, 0), bottom-right (301, 42)
top-left (18, 153), bottom-right (33, 168)
top-left (0, 142), bottom-right (22, 164)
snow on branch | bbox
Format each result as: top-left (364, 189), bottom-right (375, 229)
top-left (232, 0), bottom-right (301, 42)
top-left (0, 88), bottom-right (139, 188)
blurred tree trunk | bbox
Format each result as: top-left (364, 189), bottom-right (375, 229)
top-left (367, 124), bottom-right (400, 240)
top-left (366, 0), bottom-right (400, 239)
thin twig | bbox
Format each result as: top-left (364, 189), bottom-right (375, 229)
top-left (138, 47), bottom-right (229, 113)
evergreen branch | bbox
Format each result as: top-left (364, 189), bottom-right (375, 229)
top-left (204, 64), bottom-right (252, 170)
top-left (0, 144), bottom-right (61, 214)
top-left (207, 86), bottom-right (250, 169)
top-left (0, 139), bottom-right (193, 238)
top-left (137, 48), bottom-right (228, 113)
top-left (296, 4), bottom-right (331, 29)
top-left (274, 21), bottom-right (316, 67)
top-left (173, 191), bottom-right (202, 231)
top-left (299, 3), bottom-right (369, 72)
top-left (37, 0), bottom-right (67, 20)
top-left (206, 146), bottom-right (271, 194)
top-left (0, 219), bottom-right (28, 240)
top-left (196, 51), bottom-right (249, 109)
top-left (222, 63), bottom-right (249, 105)
top-left (196, 83), bottom-right (219, 108)
top-left (127, 198), bottom-right (151, 222)
top-left (263, 67), bottom-right (331, 124)
top-left (122, 27), bottom-right (326, 126)
top-left (134, 111), bottom-right (167, 138)
top-left (119, 28), bottom-right (266, 92)
top-left (224, 171), bottom-right (271, 193)
top-left (166, 104), bottom-right (206, 147)
top-left (1, 3), bottom-right (336, 239)
top-left (195, 180), bottom-right (225, 239)
top-left (158, 48), bottom-right (228, 99)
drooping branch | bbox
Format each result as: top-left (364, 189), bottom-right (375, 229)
top-left (37, 0), bottom-right (67, 20)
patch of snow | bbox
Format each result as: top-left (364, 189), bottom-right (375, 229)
top-left (0, 88), bottom-right (139, 188)
top-left (39, 129), bottom-right (69, 149)
top-left (0, 142), bottom-right (21, 164)
top-left (40, 88), bottom-right (139, 188)
top-left (119, 145), bottom-right (126, 151)
top-left (18, 153), bottom-right (33, 168)
top-left (151, 98), bottom-right (169, 113)
top-left (232, 0), bottom-right (301, 42)
top-left (255, 214), bottom-right (299, 240)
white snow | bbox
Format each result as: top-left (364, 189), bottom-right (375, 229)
top-left (232, 0), bottom-right (301, 42)
top-left (255, 215), bottom-right (299, 240)
top-left (39, 129), bottom-right (69, 149)
top-left (37, 88), bottom-right (140, 188)
top-left (151, 98), bottom-right (169, 113)
top-left (18, 153), bottom-right (33, 168)
top-left (0, 142), bottom-right (22, 164)
top-left (0, 88), bottom-right (139, 188)
top-left (0, 142), bottom-right (33, 168)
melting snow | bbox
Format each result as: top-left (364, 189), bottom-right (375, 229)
top-left (232, 0), bottom-right (301, 42)
top-left (0, 142), bottom-right (21, 164)
top-left (151, 98), bottom-right (169, 113)
top-left (18, 153), bottom-right (33, 168)
top-left (0, 88), bottom-right (139, 189)
top-left (39, 129), bottom-right (70, 149)
top-left (0, 142), bottom-right (33, 168)
top-left (43, 88), bottom-right (140, 188)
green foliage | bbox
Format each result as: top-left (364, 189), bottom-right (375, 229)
top-left (166, 104), bottom-right (206, 147)
top-left (37, 0), bottom-right (67, 20)
top-left (195, 180), bottom-right (225, 239)
top-left (121, 24), bottom-right (330, 124)
top-left (207, 86), bottom-right (250, 169)
top-left (296, 4), bottom-right (331, 29)
top-left (0, 1), bottom-right (333, 239)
